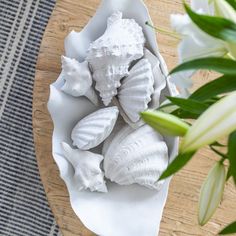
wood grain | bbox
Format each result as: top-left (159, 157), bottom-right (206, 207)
top-left (33, 0), bottom-right (236, 235)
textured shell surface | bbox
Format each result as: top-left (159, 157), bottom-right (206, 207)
top-left (61, 142), bottom-right (107, 193)
top-left (143, 48), bottom-right (166, 109)
top-left (60, 56), bottom-right (99, 106)
top-left (71, 106), bottom-right (119, 150)
top-left (86, 11), bottom-right (145, 106)
top-left (118, 58), bottom-right (154, 123)
top-left (103, 125), bottom-right (169, 190)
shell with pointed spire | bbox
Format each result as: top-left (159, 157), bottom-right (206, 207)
top-left (71, 106), bottom-right (119, 150)
top-left (118, 58), bottom-right (154, 123)
top-left (103, 125), bottom-right (168, 190)
top-left (61, 142), bottom-right (107, 192)
top-left (86, 11), bottom-right (145, 106)
top-left (61, 56), bottom-right (99, 106)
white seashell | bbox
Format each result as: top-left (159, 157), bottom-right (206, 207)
top-left (61, 56), bottom-right (99, 106)
top-left (61, 142), bottom-right (107, 192)
top-left (86, 11), bottom-right (145, 106)
top-left (143, 48), bottom-right (166, 109)
top-left (103, 125), bottom-right (169, 190)
top-left (118, 58), bottom-right (154, 123)
top-left (72, 106), bottom-right (119, 150)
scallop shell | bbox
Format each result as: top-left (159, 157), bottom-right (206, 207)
top-left (103, 125), bottom-right (169, 190)
top-left (61, 142), bottom-right (107, 192)
top-left (117, 58), bottom-right (154, 123)
top-left (86, 11), bottom-right (145, 106)
top-left (72, 106), bottom-right (119, 150)
top-left (61, 56), bottom-right (99, 106)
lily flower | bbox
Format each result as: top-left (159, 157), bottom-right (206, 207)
top-left (170, 0), bottom-right (236, 93)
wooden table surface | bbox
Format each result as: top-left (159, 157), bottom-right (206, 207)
top-left (33, 0), bottom-right (236, 235)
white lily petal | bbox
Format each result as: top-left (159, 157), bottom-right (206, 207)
top-left (171, 70), bottom-right (194, 89)
top-left (181, 92), bottom-right (236, 153)
top-left (191, 0), bottom-right (214, 14)
top-left (179, 36), bottom-right (227, 62)
top-left (171, 14), bottom-right (227, 62)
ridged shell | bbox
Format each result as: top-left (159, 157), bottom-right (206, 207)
top-left (71, 106), bottom-right (119, 150)
top-left (143, 49), bottom-right (166, 109)
top-left (61, 56), bottom-right (99, 106)
top-left (118, 58), bottom-right (154, 122)
top-left (61, 142), bottom-right (107, 192)
top-left (103, 125), bottom-right (168, 190)
top-left (86, 11), bottom-right (145, 106)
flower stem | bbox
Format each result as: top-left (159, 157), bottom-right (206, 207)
top-left (145, 21), bottom-right (181, 40)
top-left (210, 145), bottom-right (228, 160)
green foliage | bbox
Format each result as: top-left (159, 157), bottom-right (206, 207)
top-left (219, 221), bottom-right (236, 234)
top-left (159, 152), bottom-right (195, 180)
top-left (185, 3), bottom-right (236, 42)
top-left (170, 57), bottom-right (236, 75)
top-left (190, 75), bottom-right (236, 101)
top-left (143, 2), bottom-right (236, 234)
top-left (227, 131), bottom-right (236, 185)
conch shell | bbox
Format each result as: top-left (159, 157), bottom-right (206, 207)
top-left (103, 125), bottom-right (168, 190)
top-left (86, 11), bottom-right (145, 106)
top-left (61, 142), bottom-right (107, 192)
top-left (61, 56), bottom-right (99, 106)
top-left (71, 106), bottom-right (119, 150)
top-left (117, 58), bottom-right (154, 123)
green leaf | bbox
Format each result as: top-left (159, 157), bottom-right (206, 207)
top-left (198, 162), bottom-right (226, 226)
top-left (190, 75), bottom-right (236, 101)
top-left (185, 3), bottom-right (236, 43)
top-left (225, 0), bottom-right (236, 10)
top-left (159, 152), bottom-right (195, 180)
top-left (167, 96), bottom-right (209, 115)
top-left (171, 109), bottom-right (200, 119)
top-left (227, 130), bottom-right (236, 185)
top-left (140, 110), bottom-right (190, 137)
top-left (170, 57), bottom-right (236, 75)
top-left (219, 221), bottom-right (236, 234)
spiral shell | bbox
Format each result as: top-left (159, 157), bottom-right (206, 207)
top-left (61, 142), bottom-right (107, 192)
top-left (60, 56), bottom-right (99, 106)
top-left (71, 106), bottom-right (119, 150)
top-left (103, 125), bottom-right (169, 190)
top-left (86, 11), bottom-right (145, 106)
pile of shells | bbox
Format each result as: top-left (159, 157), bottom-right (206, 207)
top-left (60, 11), bottom-right (168, 193)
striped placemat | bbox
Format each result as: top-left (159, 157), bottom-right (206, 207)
top-left (0, 0), bottom-right (61, 235)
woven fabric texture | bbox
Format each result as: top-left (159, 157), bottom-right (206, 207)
top-left (0, 0), bottom-right (61, 235)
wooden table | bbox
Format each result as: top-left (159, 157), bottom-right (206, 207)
top-left (33, 0), bottom-right (236, 235)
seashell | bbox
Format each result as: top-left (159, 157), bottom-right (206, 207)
top-left (61, 56), bottom-right (99, 106)
top-left (103, 125), bottom-right (169, 190)
top-left (117, 58), bottom-right (154, 123)
top-left (143, 48), bottom-right (166, 109)
top-left (61, 142), bottom-right (107, 192)
top-left (72, 106), bottom-right (119, 150)
top-left (86, 11), bottom-right (145, 106)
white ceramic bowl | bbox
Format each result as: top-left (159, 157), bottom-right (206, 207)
top-left (48, 0), bottom-right (179, 235)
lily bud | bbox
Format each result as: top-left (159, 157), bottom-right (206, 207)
top-left (141, 110), bottom-right (190, 136)
top-left (198, 162), bottom-right (226, 225)
top-left (214, 0), bottom-right (236, 22)
top-left (180, 92), bottom-right (236, 153)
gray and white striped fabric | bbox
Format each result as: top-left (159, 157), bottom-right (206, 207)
top-left (0, 0), bottom-right (61, 235)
